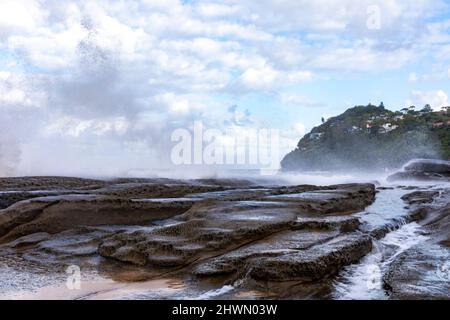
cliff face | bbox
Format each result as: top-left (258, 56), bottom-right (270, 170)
top-left (281, 105), bottom-right (450, 172)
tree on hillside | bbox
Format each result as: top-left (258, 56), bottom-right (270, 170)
top-left (407, 106), bottom-right (417, 115)
top-left (400, 107), bottom-right (409, 113)
top-left (422, 104), bottom-right (432, 112)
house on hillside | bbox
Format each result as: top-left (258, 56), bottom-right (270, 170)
top-left (346, 126), bottom-right (361, 134)
top-left (309, 132), bottom-right (324, 140)
top-left (379, 123), bottom-right (398, 133)
top-left (433, 122), bottom-right (444, 127)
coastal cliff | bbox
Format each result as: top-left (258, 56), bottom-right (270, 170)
top-left (281, 104), bottom-right (450, 171)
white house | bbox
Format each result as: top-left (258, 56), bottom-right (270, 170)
top-left (380, 123), bottom-right (398, 133)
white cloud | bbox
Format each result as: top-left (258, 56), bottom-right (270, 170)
top-left (407, 90), bottom-right (449, 110)
top-left (0, 0), bottom-right (46, 37)
top-left (0, 0), bottom-right (449, 175)
top-left (280, 93), bottom-right (322, 107)
top-left (0, 72), bottom-right (47, 108)
top-left (216, 0), bottom-right (442, 38)
top-left (310, 45), bottom-right (415, 71)
top-left (154, 92), bottom-right (207, 115)
top-left (45, 116), bottom-right (129, 137)
top-left (279, 122), bottom-right (307, 157)
top-left (408, 72), bottom-right (418, 83)
top-left (236, 65), bottom-right (279, 91)
top-left (197, 3), bottom-right (240, 18)
top-left (234, 65), bottom-right (313, 92)
top-left (291, 122), bottom-right (306, 136)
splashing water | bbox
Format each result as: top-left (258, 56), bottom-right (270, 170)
top-left (333, 223), bottom-right (428, 300)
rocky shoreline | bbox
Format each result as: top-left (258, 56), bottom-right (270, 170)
top-left (0, 162), bottom-right (449, 300)
top-left (383, 188), bottom-right (450, 299)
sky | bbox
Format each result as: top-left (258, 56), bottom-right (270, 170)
top-left (0, 0), bottom-right (450, 177)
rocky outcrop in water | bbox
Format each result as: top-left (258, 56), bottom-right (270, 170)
top-left (388, 159), bottom-right (450, 182)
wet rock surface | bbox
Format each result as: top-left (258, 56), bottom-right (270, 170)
top-left (388, 159), bottom-right (450, 182)
top-left (404, 159), bottom-right (450, 174)
top-left (383, 189), bottom-right (450, 300)
top-left (97, 184), bottom-right (375, 274)
top-left (0, 176), bottom-right (448, 299)
top-left (0, 195), bottom-right (197, 243)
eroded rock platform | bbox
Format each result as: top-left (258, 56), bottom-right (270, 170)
top-left (0, 175), bottom-right (448, 299)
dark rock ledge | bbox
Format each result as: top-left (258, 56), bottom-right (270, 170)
top-left (0, 177), bottom-right (377, 296)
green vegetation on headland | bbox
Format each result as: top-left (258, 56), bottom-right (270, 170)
top-left (281, 104), bottom-right (450, 171)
